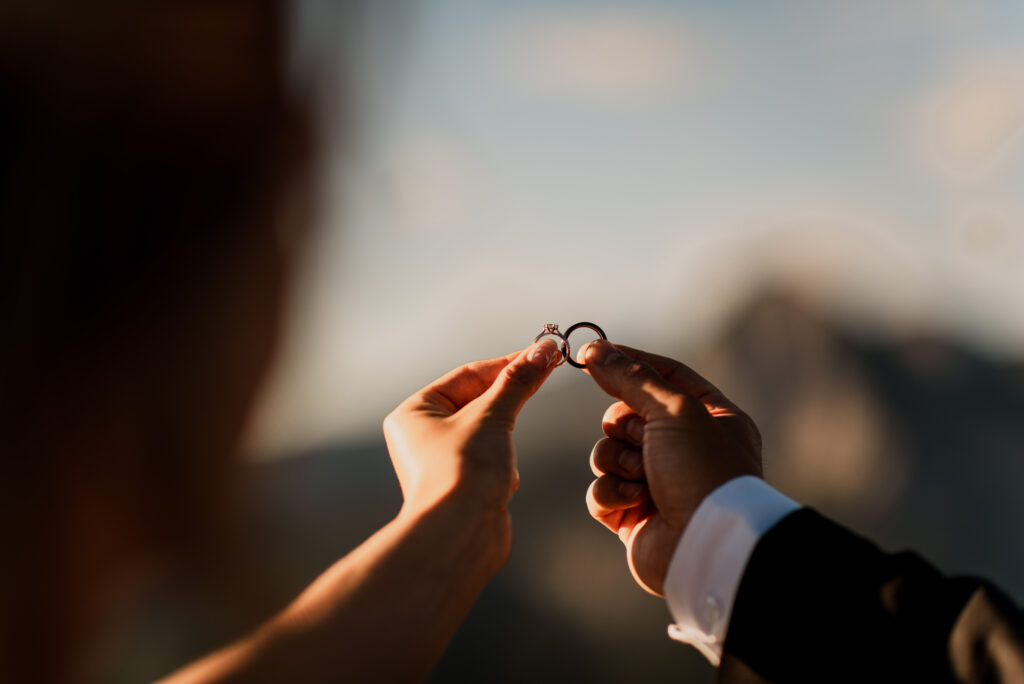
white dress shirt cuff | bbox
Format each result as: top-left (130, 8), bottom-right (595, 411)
top-left (663, 476), bottom-right (799, 665)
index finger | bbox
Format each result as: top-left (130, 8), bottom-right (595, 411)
top-left (584, 342), bottom-right (739, 413)
top-left (414, 349), bottom-right (523, 414)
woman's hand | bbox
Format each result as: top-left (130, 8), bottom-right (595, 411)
top-left (582, 341), bottom-right (762, 596)
top-left (383, 339), bottom-right (563, 531)
top-left (161, 340), bottom-right (563, 684)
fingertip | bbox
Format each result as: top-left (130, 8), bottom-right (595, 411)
top-left (584, 339), bottom-right (622, 368)
top-left (479, 342), bottom-right (558, 420)
top-left (591, 473), bottom-right (648, 510)
top-left (527, 338), bottom-right (563, 371)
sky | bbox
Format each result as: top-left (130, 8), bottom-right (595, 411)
top-left (249, 0), bottom-right (1024, 457)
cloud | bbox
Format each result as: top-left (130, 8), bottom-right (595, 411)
top-left (912, 57), bottom-right (1024, 180)
top-left (497, 8), bottom-right (700, 102)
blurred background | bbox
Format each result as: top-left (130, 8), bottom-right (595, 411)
top-left (92, 1), bottom-right (1024, 682)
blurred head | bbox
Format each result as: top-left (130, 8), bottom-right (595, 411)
top-left (0, 0), bottom-right (310, 677)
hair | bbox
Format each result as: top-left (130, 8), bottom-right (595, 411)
top-left (0, 2), bottom-right (311, 679)
top-left (0, 0), bottom-right (308, 405)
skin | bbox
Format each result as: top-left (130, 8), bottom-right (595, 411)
top-left (580, 340), bottom-right (763, 596)
top-left (4, 4), bottom-right (770, 681)
top-left (159, 339), bottom-right (564, 684)
top-left (161, 336), bottom-right (760, 682)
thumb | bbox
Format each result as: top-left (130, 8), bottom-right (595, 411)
top-left (473, 339), bottom-right (562, 422)
top-left (583, 340), bottom-right (689, 421)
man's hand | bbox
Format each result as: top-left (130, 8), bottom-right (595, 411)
top-left (582, 340), bottom-right (762, 596)
top-left (383, 339), bottom-right (563, 542)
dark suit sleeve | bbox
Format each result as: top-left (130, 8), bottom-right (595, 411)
top-left (717, 508), bottom-right (1024, 684)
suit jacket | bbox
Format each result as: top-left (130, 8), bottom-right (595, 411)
top-left (718, 509), bottom-right (1024, 683)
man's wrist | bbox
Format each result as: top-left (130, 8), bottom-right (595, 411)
top-left (630, 515), bottom-right (685, 596)
top-left (663, 476), bottom-right (800, 665)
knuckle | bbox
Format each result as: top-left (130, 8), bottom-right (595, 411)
top-left (745, 415), bottom-right (763, 449)
top-left (502, 360), bottom-right (538, 389)
top-left (589, 438), bottom-right (612, 476)
top-left (591, 474), bottom-right (621, 505)
top-left (624, 361), bottom-right (653, 382)
top-left (601, 401), bottom-right (633, 427)
top-left (662, 393), bottom-right (688, 418)
top-left (381, 407), bottom-right (403, 435)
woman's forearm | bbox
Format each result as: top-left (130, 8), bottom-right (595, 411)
top-left (162, 344), bottom-right (555, 684)
top-left (160, 495), bottom-right (509, 684)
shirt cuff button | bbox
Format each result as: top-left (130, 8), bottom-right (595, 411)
top-left (701, 595), bottom-right (723, 634)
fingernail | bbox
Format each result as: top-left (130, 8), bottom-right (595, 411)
top-left (575, 343), bottom-right (589, 366)
top-left (527, 338), bottom-right (561, 369)
top-left (619, 449), bottom-right (642, 475)
top-left (619, 480), bottom-right (644, 498)
top-left (627, 419), bottom-right (644, 443)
